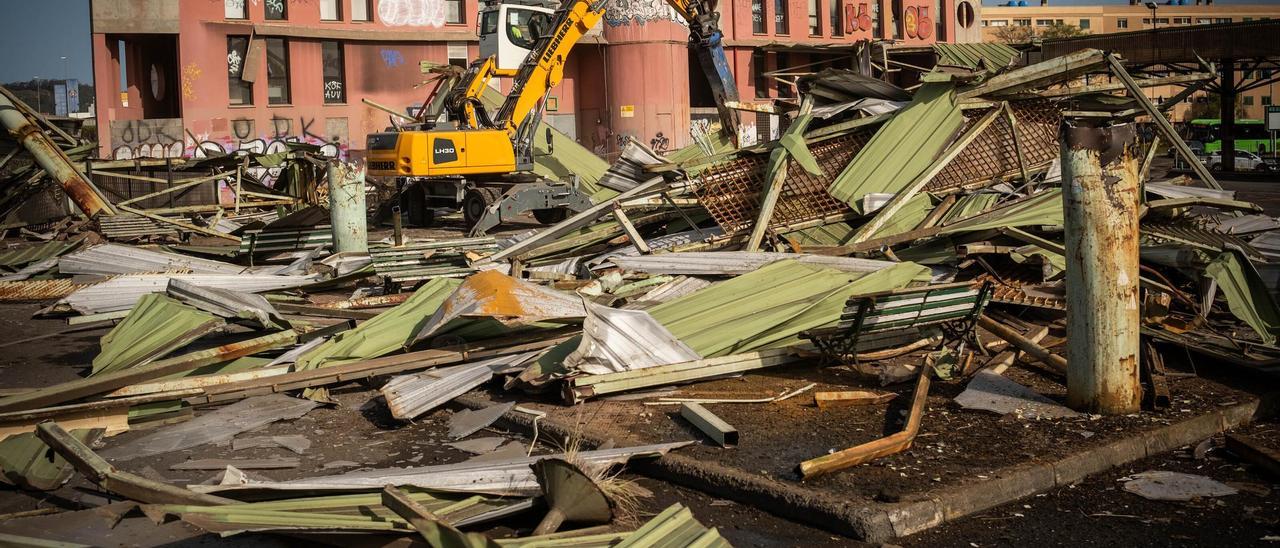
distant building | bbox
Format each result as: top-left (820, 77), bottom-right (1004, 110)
top-left (90, 0), bottom-right (976, 161)
top-left (980, 1), bottom-right (1279, 123)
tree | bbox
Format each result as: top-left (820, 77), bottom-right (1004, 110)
top-left (993, 25), bottom-right (1036, 43)
top-left (994, 22), bottom-right (1088, 44)
top-left (1184, 93), bottom-right (1248, 122)
top-left (1040, 23), bottom-right (1088, 39)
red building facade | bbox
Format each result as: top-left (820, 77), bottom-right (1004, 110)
top-left (90, 0), bottom-right (978, 161)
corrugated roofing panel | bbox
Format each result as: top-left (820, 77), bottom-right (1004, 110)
top-left (92, 293), bottom-right (224, 375)
top-left (827, 83), bottom-right (964, 211)
top-left (60, 244), bottom-right (245, 276)
top-left (934, 43), bottom-right (1021, 72)
top-left (56, 273), bottom-right (319, 314)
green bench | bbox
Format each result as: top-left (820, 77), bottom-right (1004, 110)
top-left (801, 281), bottom-right (993, 366)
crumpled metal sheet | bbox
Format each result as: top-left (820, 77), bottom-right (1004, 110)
top-left (59, 244), bottom-right (245, 276)
top-left (381, 352), bottom-right (537, 420)
top-left (92, 293), bottom-right (224, 375)
top-left (189, 441), bottom-right (693, 496)
top-left (166, 278), bottom-right (285, 329)
top-left (56, 273), bottom-right (319, 314)
top-left (606, 251), bottom-right (896, 276)
top-left (564, 299), bottom-right (700, 376)
top-left (101, 394), bottom-right (317, 461)
top-left (0, 279), bottom-right (88, 301)
top-left (410, 270), bottom-right (586, 345)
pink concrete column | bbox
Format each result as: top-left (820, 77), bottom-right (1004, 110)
top-left (599, 3), bottom-right (691, 155)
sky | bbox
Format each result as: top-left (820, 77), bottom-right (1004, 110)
top-left (0, 0), bottom-right (93, 84)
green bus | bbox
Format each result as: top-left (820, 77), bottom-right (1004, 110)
top-left (1187, 119), bottom-right (1275, 154)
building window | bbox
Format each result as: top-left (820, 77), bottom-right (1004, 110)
top-left (753, 51), bottom-right (768, 98)
top-left (872, 1), bottom-right (882, 37)
top-left (1215, 18), bottom-right (1231, 23)
top-left (1079, 19), bottom-right (1089, 29)
top-left (446, 0), bottom-right (464, 23)
top-left (447, 42), bottom-right (468, 68)
top-left (321, 0), bottom-right (341, 21)
top-left (1013, 18), bottom-right (1030, 27)
top-left (1196, 18), bottom-right (1211, 24)
top-left (808, 0), bottom-right (821, 35)
top-left (776, 52), bottom-right (793, 97)
top-left (1243, 17), bottom-right (1253, 22)
top-left (225, 0), bottom-right (246, 19)
top-left (322, 41), bottom-right (345, 104)
top-left (830, 0), bottom-right (843, 36)
top-left (752, 0), bottom-right (766, 33)
top-left (775, 0), bottom-right (790, 34)
top-left (265, 0), bottom-right (287, 20)
top-left (986, 19), bottom-right (1008, 27)
top-left (889, 0), bottom-right (900, 38)
top-left (351, 0), bottom-right (371, 21)
top-left (1264, 96), bottom-right (1273, 106)
top-left (266, 38), bottom-right (290, 104)
top-left (1116, 18), bottom-right (1128, 29)
top-left (1035, 19), bottom-right (1053, 27)
top-left (227, 36), bottom-right (252, 105)
top-left (1244, 96), bottom-right (1255, 106)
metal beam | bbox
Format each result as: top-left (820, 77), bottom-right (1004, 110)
top-left (0, 92), bottom-right (115, 216)
top-left (1105, 54), bottom-right (1222, 190)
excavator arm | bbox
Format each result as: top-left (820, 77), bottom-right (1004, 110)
top-left (493, 0), bottom-right (608, 134)
top-left (667, 0), bottom-right (742, 141)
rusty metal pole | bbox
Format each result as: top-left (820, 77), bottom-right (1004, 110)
top-left (328, 161), bottom-right (368, 253)
top-left (1062, 120), bottom-right (1141, 414)
top-left (0, 93), bottom-right (114, 217)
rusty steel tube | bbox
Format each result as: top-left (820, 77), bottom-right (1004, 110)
top-left (0, 93), bottom-right (114, 217)
top-left (1061, 120), bottom-right (1141, 414)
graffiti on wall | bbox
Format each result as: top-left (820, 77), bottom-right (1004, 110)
top-left (380, 49), bottom-right (406, 68)
top-left (181, 63), bottom-right (202, 101)
top-left (649, 132), bottom-right (670, 154)
top-left (604, 0), bottom-right (687, 27)
top-left (111, 119), bottom-right (185, 160)
top-left (111, 116), bottom-right (349, 188)
top-left (378, 0), bottom-right (448, 27)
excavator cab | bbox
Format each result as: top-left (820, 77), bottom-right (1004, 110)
top-left (479, 0), bottom-right (555, 71)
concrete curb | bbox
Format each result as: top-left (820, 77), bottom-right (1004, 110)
top-left (454, 394), bottom-right (1263, 542)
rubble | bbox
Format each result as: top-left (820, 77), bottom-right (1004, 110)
top-left (2, 34), bottom-right (1280, 547)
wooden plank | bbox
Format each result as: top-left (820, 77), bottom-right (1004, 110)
top-left (799, 366), bottom-right (931, 478)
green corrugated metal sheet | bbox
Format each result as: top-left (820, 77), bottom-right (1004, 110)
top-left (614, 503), bottom-right (730, 548)
top-left (92, 294), bottom-right (224, 375)
top-left (295, 278), bottom-right (463, 373)
top-left (0, 238), bottom-right (86, 270)
top-left (781, 221), bottom-right (859, 246)
top-left (647, 259), bottom-right (931, 356)
top-left (934, 43), bottom-right (1021, 72)
top-left (0, 429), bottom-right (102, 491)
top-left (828, 84), bottom-right (964, 212)
top-left (531, 260), bottom-right (929, 378)
top-left (938, 189), bottom-right (1063, 234)
top-left (939, 193), bottom-right (1001, 225)
top-left (1206, 249), bottom-right (1280, 344)
top-left (869, 193), bottom-right (936, 240)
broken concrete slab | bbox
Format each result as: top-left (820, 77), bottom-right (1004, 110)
top-left (954, 370), bottom-right (1081, 419)
top-left (1121, 470), bottom-right (1239, 501)
top-left (101, 395), bottom-right (317, 462)
top-left (448, 402), bottom-right (515, 440)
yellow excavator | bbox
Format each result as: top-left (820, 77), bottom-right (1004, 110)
top-left (367, 0), bottom-right (740, 234)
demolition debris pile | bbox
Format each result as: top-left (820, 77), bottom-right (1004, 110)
top-left (0, 45), bottom-right (1278, 545)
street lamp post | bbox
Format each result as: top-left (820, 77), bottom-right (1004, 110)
top-left (1145, 2), bottom-right (1158, 29)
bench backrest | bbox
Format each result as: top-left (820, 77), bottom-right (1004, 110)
top-left (837, 282), bottom-right (990, 333)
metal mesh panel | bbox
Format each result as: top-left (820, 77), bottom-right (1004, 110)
top-left (929, 99), bottom-right (1061, 193)
top-left (694, 131), bottom-right (868, 233)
